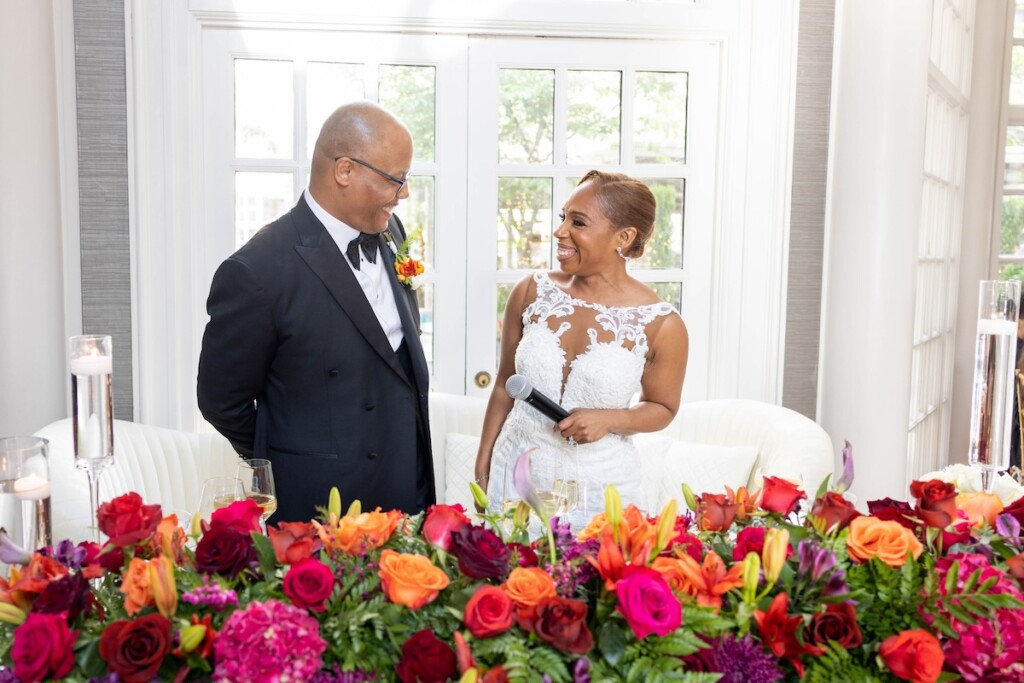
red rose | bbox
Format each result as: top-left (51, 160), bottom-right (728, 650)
top-left (194, 525), bottom-right (258, 578)
top-left (879, 629), bottom-right (944, 683)
top-left (395, 628), bottom-right (457, 683)
top-left (283, 558), bottom-right (336, 612)
top-left (804, 602), bottom-right (862, 649)
top-left (909, 479), bottom-right (958, 529)
top-left (96, 492), bottom-right (162, 546)
top-left (1003, 496), bottom-right (1024, 528)
top-left (451, 524), bottom-right (512, 580)
top-left (210, 498), bottom-right (262, 534)
top-left (519, 596), bottom-right (593, 654)
top-left (422, 504), bottom-right (471, 552)
top-left (510, 542), bottom-right (539, 568)
top-left (867, 498), bottom-right (916, 529)
top-left (464, 585), bottom-right (515, 638)
top-left (99, 613), bottom-right (173, 683)
top-left (732, 526), bottom-right (767, 561)
top-left (696, 493), bottom-right (740, 532)
top-left (268, 521), bottom-right (321, 564)
top-left (760, 477), bottom-right (807, 516)
top-left (11, 612), bottom-right (78, 683)
top-left (810, 492), bottom-right (860, 532)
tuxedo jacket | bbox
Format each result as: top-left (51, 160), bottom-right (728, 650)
top-left (197, 196), bottom-right (435, 521)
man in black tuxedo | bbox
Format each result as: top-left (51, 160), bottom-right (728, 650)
top-left (197, 102), bottom-right (434, 522)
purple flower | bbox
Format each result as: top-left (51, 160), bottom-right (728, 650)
top-left (181, 579), bottom-right (239, 611)
top-left (31, 572), bottom-right (96, 623)
top-left (0, 665), bottom-right (22, 683)
top-left (997, 513), bottom-right (1021, 539)
top-left (572, 658), bottom-right (591, 683)
top-left (797, 539), bottom-right (836, 581)
top-left (0, 529), bottom-right (30, 566)
top-left (822, 568), bottom-right (850, 597)
top-left (715, 635), bottom-right (784, 683)
top-left (309, 664), bottom-right (376, 683)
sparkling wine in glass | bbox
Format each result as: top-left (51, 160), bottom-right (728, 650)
top-left (238, 459), bottom-right (277, 525)
top-left (69, 335), bottom-right (114, 542)
top-left (199, 476), bottom-right (244, 521)
top-left (969, 280), bottom-right (1021, 492)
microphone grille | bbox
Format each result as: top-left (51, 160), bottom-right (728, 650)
top-left (505, 374), bottom-right (531, 400)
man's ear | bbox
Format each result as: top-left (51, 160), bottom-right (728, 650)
top-left (334, 157), bottom-right (353, 187)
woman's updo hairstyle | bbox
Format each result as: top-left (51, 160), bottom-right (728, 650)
top-left (576, 170), bottom-right (656, 258)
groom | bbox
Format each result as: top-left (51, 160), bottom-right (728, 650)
top-left (197, 102), bottom-right (434, 523)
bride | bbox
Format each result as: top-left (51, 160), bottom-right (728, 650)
top-left (475, 170), bottom-right (689, 528)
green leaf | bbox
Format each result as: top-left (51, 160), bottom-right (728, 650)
top-left (252, 531), bottom-right (279, 580)
top-left (944, 560), bottom-right (960, 594)
top-left (600, 620), bottom-right (628, 665)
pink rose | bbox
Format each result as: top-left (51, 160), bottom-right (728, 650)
top-left (210, 498), bottom-right (263, 534)
top-left (422, 504), bottom-right (471, 552)
top-left (283, 558), bottom-right (336, 612)
top-left (12, 612), bottom-right (78, 682)
top-left (614, 565), bottom-right (682, 640)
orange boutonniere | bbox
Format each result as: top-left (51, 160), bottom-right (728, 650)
top-left (386, 233), bottom-right (427, 289)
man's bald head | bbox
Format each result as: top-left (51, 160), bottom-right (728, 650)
top-left (312, 101), bottom-right (408, 176)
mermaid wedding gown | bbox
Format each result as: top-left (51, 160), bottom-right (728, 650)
top-left (486, 272), bottom-right (677, 529)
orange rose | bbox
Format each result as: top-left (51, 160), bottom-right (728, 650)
top-left (316, 508), bottom-right (402, 554)
top-left (120, 557), bottom-right (154, 615)
top-left (846, 516), bottom-right (923, 568)
top-left (502, 567), bottom-right (556, 616)
top-left (378, 549), bottom-right (450, 609)
top-left (955, 491), bottom-right (1003, 529)
top-left (577, 512), bottom-right (609, 541)
top-left (879, 629), bottom-right (944, 682)
top-left (651, 555), bottom-right (690, 593)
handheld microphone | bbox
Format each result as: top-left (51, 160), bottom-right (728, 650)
top-left (505, 374), bottom-right (570, 423)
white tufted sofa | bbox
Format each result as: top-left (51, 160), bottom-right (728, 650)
top-left (34, 419), bottom-right (242, 544)
top-left (428, 392), bottom-right (837, 513)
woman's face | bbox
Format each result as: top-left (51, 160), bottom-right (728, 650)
top-left (552, 182), bottom-right (623, 274)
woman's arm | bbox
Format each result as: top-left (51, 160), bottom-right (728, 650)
top-left (473, 276), bottom-right (534, 492)
top-left (556, 312), bottom-right (688, 444)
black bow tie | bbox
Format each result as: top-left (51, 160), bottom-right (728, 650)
top-left (345, 232), bottom-right (379, 270)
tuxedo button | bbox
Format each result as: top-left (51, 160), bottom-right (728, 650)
top-left (365, 403), bottom-right (375, 411)
top-left (328, 369), bottom-right (339, 377)
top-left (367, 452), bottom-right (378, 460)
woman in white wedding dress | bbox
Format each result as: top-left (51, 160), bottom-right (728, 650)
top-left (475, 170), bottom-right (689, 530)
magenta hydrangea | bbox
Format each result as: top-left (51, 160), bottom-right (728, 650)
top-left (213, 599), bottom-right (327, 682)
top-left (925, 553), bottom-right (1024, 682)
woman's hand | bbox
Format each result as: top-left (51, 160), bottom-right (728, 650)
top-left (555, 409), bottom-right (621, 445)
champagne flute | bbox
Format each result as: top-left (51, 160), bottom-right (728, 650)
top-left (198, 476), bottom-right (244, 521)
top-left (237, 459), bottom-right (277, 527)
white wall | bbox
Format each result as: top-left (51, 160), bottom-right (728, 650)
top-left (0, 0), bottom-right (68, 437)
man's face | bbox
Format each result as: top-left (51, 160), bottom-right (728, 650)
top-left (342, 127), bottom-right (413, 233)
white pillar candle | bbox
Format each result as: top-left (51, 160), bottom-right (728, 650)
top-left (70, 354), bottom-right (112, 376)
top-left (13, 473), bottom-right (51, 500)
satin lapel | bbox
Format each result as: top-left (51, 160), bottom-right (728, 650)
top-left (294, 219), bottom-right (411, 387)
top-left (382, 223), bottom-right (429, 391)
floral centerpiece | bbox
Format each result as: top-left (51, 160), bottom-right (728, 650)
top-left (3, 444), bottom-right (1024, 682)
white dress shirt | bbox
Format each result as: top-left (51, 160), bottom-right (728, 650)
top-left (304, 189), bottom-right (404, 351)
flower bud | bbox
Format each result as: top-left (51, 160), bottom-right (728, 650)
top-left (741, 551), bottom-right (761, 603)
top-left (458, 670), bottom-right (479, 683)
top-left (513, 501), bottom-right (531, 528)
top-left (177, 623), bottom-right (208, 654)
top-left (681, 483), bottom-right (698, 512)
top-left (328, 487), bottom-right (342, 519)
top-left (605, 485), bottom-right (623, 541)
top-left (149, 555), bottom-right (178, 618)
top-left (653, 499), bottom-right (678, 557)
top-left (470, 480), bottom-right (489, 510)
top-left (189, 511), bottom-right (203, 539)
top-left (346, 499), bottom-right (361, 517)
top-left (762, 527), bottom-right (790, 583)
top-left (0, 601), bottom-right (26, 626)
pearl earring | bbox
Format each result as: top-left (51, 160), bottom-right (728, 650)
top-left (616, 246), bottom-right (630, 262)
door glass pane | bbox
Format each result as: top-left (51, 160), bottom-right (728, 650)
top-left (401, 175), bottom-right (435, 370)
top-left (498, 69), bottom-right (554, 164)
top-left (999, 262), bottom-right (1024, 283)
top-left (306, 62), bottom-right (365, 158)
top-left (1006, 126), bottom-right (1024, 189)
top-left (1017, 4), bottom-right (1024, 39)
top-left (497, 177), bottom-right (553, 269)
top-left (1012, 46), bottom-right (1024, 106)
top-left (651, 282), bottom-right (682, 310)
top-left (634, 71), bottom-right (688, 164)
top-left (235, 59), bottom-right (294, 158)
top-left (1001, 195), bottom-right (1024, 258)
top-left (567, 70), bottom-right (621, 164)
top-left (633, 178), bottom-right (685, 270)
top-left (235, 172), bottom-right (294, 248)
top-left (497, 283), bottom-right (514, 362)
top-left (379, 65), bottom-right (437, 163)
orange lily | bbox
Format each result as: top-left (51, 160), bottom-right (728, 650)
top-left (673, 549), bottom-right (745, 611)
top-left (587, 530), bottom-right (628, 590)
top-left (148, 555), bottom-right (178, 617)
top-left (725, 485), bottom-right (761, 521)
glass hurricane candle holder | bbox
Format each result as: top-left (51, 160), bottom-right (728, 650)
top-left (69, 334), bottom-right (114, 541)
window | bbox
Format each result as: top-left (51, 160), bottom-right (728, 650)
top-left (999, 3), bottom-right (1024, 281)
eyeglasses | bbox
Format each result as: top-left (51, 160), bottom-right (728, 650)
top-left (338, 156), bottom-right (408, 197)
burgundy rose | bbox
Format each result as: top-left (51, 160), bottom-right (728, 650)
top-left (696, 493), bottom-right (740, 532)
top-left (96, 492), bottom-right (163, 546)
top-left (1004, 496), bottom-right (1024, 528)
top-left (450, 524), bottom-right (512, 580)
top-left (867, 498), bottom-right (916, 529)
top-left (194, 525), bottom-right (258, 578)
top-left (98, 613), bottom-right (173, 683)
top-left (732, 526), bottom-right (767, 562)
top-left (283, 558), bottom-right (336, 612)
top-left (519, 596), bottom-right (593, 654)
top-left (510, 542), bottom-right (539, 568)
top-left (909, 479), bottom-right (958, 529)
top-left (31, 572), bottom-right (97, 624)
top-left (810, 492), bottom-right (860, 533)
top-left (210, 498), bottom-right (262, 534)
top-left (760, 476), bottom-right (807, 516)
top-left (422, 504), bottom-right (471, 552)
top-left (805, 601), bottom-right (863, 649)
top-left (395, 629), bottom-right (457, 683)
top-left (11, 612), bottom-right (78, 683)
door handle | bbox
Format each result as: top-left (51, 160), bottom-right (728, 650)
top-left (474, 371), bottom-right (492, 388)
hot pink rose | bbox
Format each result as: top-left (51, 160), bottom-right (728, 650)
top-left (614, 565), bottom-right (682, 640)
top-left (210, 498), bottom-right (263, 534)
top-left (422, 504), bottom-right (471, 552)
top-left (283, 558), bottom-right (336, 612)
top-left (11, 612), bottom-right (78, 682)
